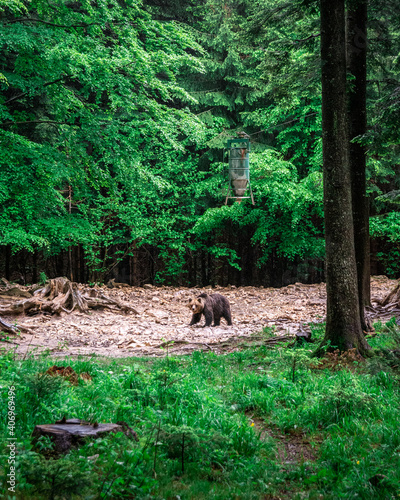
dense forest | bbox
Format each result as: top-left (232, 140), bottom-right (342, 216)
top-left (1, 0), bottom-right (399, 287)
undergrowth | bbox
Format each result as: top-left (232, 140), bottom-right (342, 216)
top-left (0, 320), bottom-right (399, 499)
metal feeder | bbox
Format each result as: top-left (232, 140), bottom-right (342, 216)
top-left (224, 136), bottom-right (254, 205)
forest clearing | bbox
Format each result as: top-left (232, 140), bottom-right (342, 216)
top-left (1, 288), bottom-right (400, 499)
top-left (1, 276), bottom-right (397, 358)
top-left (2, 0), bottom-right (400, 497)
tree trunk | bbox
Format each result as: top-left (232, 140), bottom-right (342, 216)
top-left (32, 251), bottom-right (38, 284)
top-left (347, 0), bottom-right (371, 331)
top-left (5, 245), bottom-right (11, 280)
top-left (317, 0), bottom-right (370, 356)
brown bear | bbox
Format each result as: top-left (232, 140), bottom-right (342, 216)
top-left (188, 293), bottom-right (232, 327)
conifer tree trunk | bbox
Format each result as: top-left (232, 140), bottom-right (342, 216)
top-left (347, 0), bottom-right (371, 330)
top-left (317, 0), bottom-right (370, 355)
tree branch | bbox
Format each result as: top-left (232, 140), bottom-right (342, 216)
top-left (3, 17), bottom-right (138, 29)
top-left (249, 112), bottom-right (318, 136)
top-left (0, 120), bottom-right (68, 126)
top-left (4, 17), bottom-right (98, 28)
top-left (4, 77), bottom-right (65, 104)
top-left (293, 33), bottom-right (320, 43)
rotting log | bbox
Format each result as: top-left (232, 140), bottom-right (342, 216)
top-left (0, 277), bottom-right (138, 316)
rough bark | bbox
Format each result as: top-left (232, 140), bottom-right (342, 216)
top-left (316, 0), bottom-right (370, 356)
top-left (347, 0), bottom-right (371, 331)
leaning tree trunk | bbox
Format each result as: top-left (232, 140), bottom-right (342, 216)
top-left (316, 0), bottom-right (370, 356)
top-left (379, 280), bottom-right (400, 308)
top-left (347, 0), bottom-right (371, 331)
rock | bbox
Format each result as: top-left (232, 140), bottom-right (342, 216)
top-left (106, 279), bottom-right (130, 288)
top-left (147, 309), bottom-right (169, 320)
top-left (307, 299), bottom-right (325, 306)
top-left (143, 284), bottom-right (153, 289)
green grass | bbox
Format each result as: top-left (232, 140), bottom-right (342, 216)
top-left (1, 322), bottom-right (400, 499)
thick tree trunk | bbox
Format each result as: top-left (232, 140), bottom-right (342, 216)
top-left (347, 0), bottom-right (371, 331)
top-left (317, 0), bottom-right (370, 356)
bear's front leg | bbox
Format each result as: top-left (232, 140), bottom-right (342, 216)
top-left (203, 309), bottom-right (213, 327)
top-left (190, 313), bottom-right (202, 326)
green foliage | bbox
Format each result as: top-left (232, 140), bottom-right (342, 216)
top-left (1, 0), bottom-right (400, 282)
top-left (370, 212), bottom-right (400, 277)
top-left (20, 456), bottom-right (90, 500)
top-left (1, 328), bottom-right (400, 498)
top-left (0, 0), bottom-right (209, 280)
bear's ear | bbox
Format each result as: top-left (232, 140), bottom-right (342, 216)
top-left (197, 298), bottom-right (202, 304)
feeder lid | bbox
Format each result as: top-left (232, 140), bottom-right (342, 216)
top-left (226, 137), bottom-right (250, 150)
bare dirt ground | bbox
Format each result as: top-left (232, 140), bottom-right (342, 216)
top-left (1, 276), bottom-right (397, 358)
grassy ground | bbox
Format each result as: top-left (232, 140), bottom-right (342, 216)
top-left (1, 321), bottom-right (400, 499)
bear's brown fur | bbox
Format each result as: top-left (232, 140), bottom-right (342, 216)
top-left (188, 293), bottom-right (232, 327)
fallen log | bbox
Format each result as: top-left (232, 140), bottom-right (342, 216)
top-left (0, 287), bottom-right (32, 298)
top-left (0, 277), bottom-right (138, 316)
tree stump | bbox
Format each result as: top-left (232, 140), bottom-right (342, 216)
top-left (32, 419), bottom-right (124, 454)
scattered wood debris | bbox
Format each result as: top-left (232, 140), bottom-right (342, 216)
top-left (0, 277), bottom-right (138, 316)
top-left (0, 276), bottom-right (397, 357)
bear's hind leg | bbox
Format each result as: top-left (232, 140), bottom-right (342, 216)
top-left (223, 311), bottom-right (232, 325)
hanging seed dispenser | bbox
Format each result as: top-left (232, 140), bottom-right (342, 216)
top-left (224, 132), bottom-right (255, 205)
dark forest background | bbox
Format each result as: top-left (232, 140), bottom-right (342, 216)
top-left (1, 0), bottom-right (399, 287)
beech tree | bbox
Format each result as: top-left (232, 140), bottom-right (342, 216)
top-left (347, 0), bottom-right (371, 331)
top-left (317, 0), bottom-right (370, 355)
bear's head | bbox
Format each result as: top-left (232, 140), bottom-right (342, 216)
top-left (188, 297), bottom-right (204, 314)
